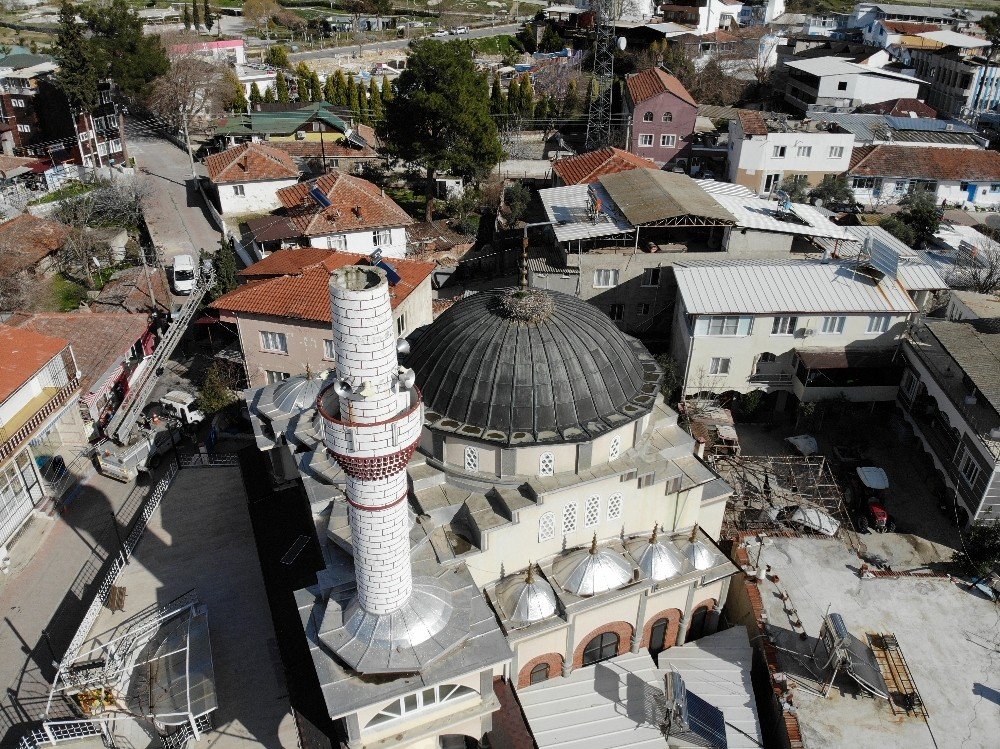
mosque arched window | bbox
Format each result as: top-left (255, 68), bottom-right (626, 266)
top-left (366, 684), bottom-right (478, 728)
top-left (464, 446), bottom-right (479, 472)
top-left (539, 452), bottom-right (554, 477)
top-left (607, 493), bottom-right (623, 521)
top-left (609, 436), bottom-right (621, 461)
top-left (538, 512), bottom-right (555, 542)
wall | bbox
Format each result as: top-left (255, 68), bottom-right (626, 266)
top-left (626, 89), bottom-right (698, 167)
top-left (851, 179), bottom-right (1000, 208)
top-left (216, 178), bottom-right (299, 215)
top-left (569, 251), bottom-right (677, 336)
top-left (306, 224), bottom-right (408, 259)
top-left (727, 122), bottom-right (855, 193)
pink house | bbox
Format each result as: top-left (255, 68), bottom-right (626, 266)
top-left (623, 67), bottom-right (698, 168)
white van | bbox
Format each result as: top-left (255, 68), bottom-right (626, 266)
top-left (172, 254), bottom-right (196, 295)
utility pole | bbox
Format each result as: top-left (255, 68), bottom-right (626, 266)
top-left (585, 0), bottom-right (618, 152)
top-left (179, 108), bottom-right (196, 180)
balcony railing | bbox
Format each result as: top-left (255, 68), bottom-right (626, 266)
top-left (748, 372), bottom-right (793, 385)
top-left (0, 378), bottom-right (79, 463)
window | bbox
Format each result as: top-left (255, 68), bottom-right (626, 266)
top-left (706, 316), bottom-right (740, 335)
top-left (649, 618), bottom-right (670, 659)
top-left (991, 184), bottom-right (1000, 193)
top-left (609, 436), bottom-right (621, 461)
top-left (638, 134), bottom-right (654, 147)
top-left (662, 112), bottom-right (673, 123)
top-left (16, 124), bottom-right (29, 133)
top-left (708, 357), bottom-right (730, 376)
top-left (894, 180), bottom-right (908, 194)
top-left (837, 81), bottom-right (847, 91)
top-left (960, 182), bottom-right (970, 191)
top-left (609, 304), bottom-right (624, 321)
top-left (636, 303), bottom-right (650, 315)
top-left (772, 145), bottom-right (786, 158)
top-left (866, 315), bottom-right (890, 334)
top-left (829, 146), bottom-right (844, 158)
top-left (323, 339), bottom-right (336, 360)
top-left (260, 330), bottom-right (288, 353)
top-left (366, 684), bottom-right (477, 728)
top-left (797, 146), bottom-right (812, 158)
top-left (529, 663), bottom-right (550, 684)
top-left (396, 313), bottom-right (406, 336)
top-left (233, 184), bottom-right (245, 196)
top-left (464, 446), bottom-right (479, 472)
top-left (584, 495), bottom-right (600, 527)
top-left (660, 134), bottom-right (676, 148)
top-left (326, 234), bottom-right (347, 251)
top-left (852, 176), bottom-right (880, 190)
top-left (638, 473), bottom-right (655, 489)
top-left (593, 269), bottom-right (619, 288)
top-left (643, 111), bottom-right (654, 122)
top-left (821, 316), bottom-right (845, 334)
top-left (642, 267), bottom-right (661, 287)
top-left (582, 632), bottom-right (620, 666)
top-left (11, 98), bottom-right (23, 108)
top-left (99, 90), bottom-right (112, 104)
top-left (960, 451), bottom-right (981, 486)
top-left (538, 512), bottom-right (555, 541)
top-left (265, 370), bottom-right (289, 384)
top-left (900, 369), bottom-right (918, 400)
top-left (607, 493), bottom-right (623, 521)
top-left (562, 501), bottom-right (578, 534)
top-left (373, 228), bottom-right (392, 246)
top-left (539, 452), bottom-right (554, 477)
top-left (771, 316), bottom-right (798, 335)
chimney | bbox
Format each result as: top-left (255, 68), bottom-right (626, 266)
top-left (353, 205), bottom-right (363, 219)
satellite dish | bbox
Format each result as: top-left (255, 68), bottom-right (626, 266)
top-left (332, 379), bottom-right (353, 398)
top-left (396, 337), bottom-right (411, 355)
top-left (399, 368), bottom-right (416, 390)
top-left (617, 37), bottom-right (627, 51)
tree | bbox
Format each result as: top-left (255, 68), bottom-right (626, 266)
top-left (563, 78), bottom-right (580, 116)
top-left (504, 182), bottom-right (531, 225)
top-left (225, 70), bottom-right (247, 112)
top-left (953, 520), bottom-right (1000, 578)
top-left (264, 44), bottom-right (289, 69)
top-left (183, 2), bottom-right (191, 30)
top-left (781, 174), bottom-right (809, 203)
top-left (263, 86), bottom-right (276, 103)
top-left (198, 361), bottom-right (238, 414)
top-left (296, 61), bottom-right (312, 103)
top-left (879, 214), bottom-right (916, 248)
top-left (809, 174), bottom-right (857, 211)
top-left (249, 81), bottom-right (263, 106)
top-left (192, 0), bottom-right (201, 29)
top-left (506, 77), bottom-right (521, 117)
top-left (538, 24), bottom-right (564, 54)
top-left (380, 74), bottom-right (392, 105)
top-left (898, 190), bottom-right (941, 247)
top-left (379, 40), bottom-right (503, 221)
top-left (358, 87), bottom-right (370, 124)
top-left (347, 75), bottom-right (359, 114)
top-left (309, 71), bottom-right (323, 103)
top-left (203, 0), bottom-right (214, 33)
top-left (490, 76), bottom-right (505, 116)
top-left (275, 70), bottom-right (289, 102)
top-left (953, 235), bottom-right (1000, 293)
top-left (81, 0), bottom-right (170, 99)
top-left (148, 56), bottom-right (237, 128)
top-left (334, 69), bottom-right (349, 105)
top-left (211, 236), bottom-right (238, 298)
top-left (368, 77), bottom-right (382, 122)
top-left (516, 74), bottom-right (534, 118)
top-left (323, 74), bottom-right (337, 104)
top-left (53, 1), bottom-right (100, 112)
top-left (244, 0), bottom-right (280, 38)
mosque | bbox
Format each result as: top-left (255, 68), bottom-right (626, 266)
top-left (244, 265), bottom-right (748, 748)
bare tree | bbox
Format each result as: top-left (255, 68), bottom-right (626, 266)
top-left (0, 272), bottom-right (34, 311)
top-left (243, 0), bottom-right (280, 39)
top-left (953, 238), bottom-right (1000, 294)
top-left (147, 56), bottom-right (238, 130)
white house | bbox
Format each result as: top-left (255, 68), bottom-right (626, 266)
top-left (861, 19), bottom-right (941, 49)
top-left (848, 144), bottom-right (1000, 208)
top-left (783, 57), bottom-right (922, 112)
top-left (671, 260), bottom-right (917, 409)
top-left (726, 110), bottom-right (855, 195)
top-left (204, 142), bottom-right (301, 215)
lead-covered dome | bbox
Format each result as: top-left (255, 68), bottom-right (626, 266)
top-left (552, 539), bottom-right (633, 597)
top-left (407, 288), bottom-right (662, 444)
top-left (496, 566), bottom-right (558, 625)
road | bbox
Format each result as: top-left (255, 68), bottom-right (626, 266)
top-left (289, 23), bottom-right (521, 60)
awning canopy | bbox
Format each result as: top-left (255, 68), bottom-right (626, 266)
top-left (600, 169), bottom-right (738, 227)
top-left (795, 348), bottom-right (897, 370)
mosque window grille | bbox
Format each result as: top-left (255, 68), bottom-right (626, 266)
top-left (607, 493), bottom-right (623, 521)
top-left (539, 452), bottom-right (554, 477)
top-left (464, 446), bottom-right (479, 473)
top-left (609, 436), bottom-right (621, 461)
top-left (366, 684), bottom-right (478, 728)
top-left (563, 501), bottom-right (578, 534)
top-left (539, 512), bottom-right (556, 541)
top-left (584, 495), bottom-right (600, 528)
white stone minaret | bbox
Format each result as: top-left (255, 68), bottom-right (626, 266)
top-left (321, 266), bottom-right (423, 616)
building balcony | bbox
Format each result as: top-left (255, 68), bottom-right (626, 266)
top-left (748, 372), bottom-right (793, 385)
top-left (0, 378), bottom-right (80, 463)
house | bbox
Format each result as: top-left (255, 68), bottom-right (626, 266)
top-left (213, 102), bottom-right (362, 150)
top-left (807, 111), bottom-right (985, 149)
top-left (783, 57), bottom-right (922, 113)
top-left (208, 250), bottom-right (434, 386)
top-left (847, 145), bottom-right (1000, 207)
top-left (727, 111), bottom-right (855, 195)
top-left (204, 142), bottom-right (301, 215)
top-left (91, 266), bottom-right (170, 314)
top-left (670, 260), bottom-right (917, 408)
top-left (0, 325), bottom-right (86, 547)
top-left (622, 67), bottom-right (698, 168)
top-left (855, 96), bottom-right (937, 116)
top-left (496, 130), bottom-right (574, 182)
top-left (550, 147), bottom-right (655, 186)
top-left (0, 52), bottom-right (57, 155)
top-left (850, 3), bottom-right (992, 31)
top-left (6, 312), bottom-right (156, 436)
top-left (862, 19), bottom-right (940, 49)
top-left (168, 38), bottom-right (247, 65)
top-left (898, 318), bottom-right (1000, 525)
top-left (268, 123), bottom-right (381, 176)
top-left (910, 41), bottom-right (1000, 117)
top-left (0, 213), bottom-right (69, 282)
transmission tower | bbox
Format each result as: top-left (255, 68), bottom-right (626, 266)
top-left (585, 1), bottom-right (616, 152)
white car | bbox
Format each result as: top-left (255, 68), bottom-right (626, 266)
top-left (172, 253), bottom-right (196, 295)
top-left (432, 29), bottom-right (448, 37)
top-left (452, 26), bottom-right (470, 35)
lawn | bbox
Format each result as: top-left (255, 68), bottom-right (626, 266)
top-left (49, 275), bottom-right (90, 312)
top-left (469, 34), bottom-right (522, 57)
top-left (28, 182), bottom-right (92, 206)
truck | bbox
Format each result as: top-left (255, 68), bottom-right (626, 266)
top-left (96, 391), bottom-right (204, 482)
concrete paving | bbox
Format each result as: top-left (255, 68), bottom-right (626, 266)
top-left (79, 467), bottom-right (296, 749)
top-left (756, 535), bottom-right (1000, 749)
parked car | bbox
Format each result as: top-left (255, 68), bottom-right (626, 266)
top-left (844, 466), bottom-right (896, 533)
top-left (172, 254), bottom-right (196, 295)
top-left (432, 29), bottom-right (448, 37)
top-left (452, 26), bottom-right (470, 34)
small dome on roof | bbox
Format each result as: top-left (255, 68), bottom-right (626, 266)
top-left (270, 372), bottom-right (324, 416)
top-left (496, 565), bottom-right (558, 624)
top-left (553, 536), bottom-right (632, 597)
top-left (629, 526), bottom-right (683, 582)
top-left (683, 526), bottom-right (716, 571)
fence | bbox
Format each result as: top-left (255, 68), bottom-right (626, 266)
top-left (178, 453), bottom-right (239, 468)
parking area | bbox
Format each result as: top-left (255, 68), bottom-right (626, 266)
top-left (731, 404), bottom-right (962, 553)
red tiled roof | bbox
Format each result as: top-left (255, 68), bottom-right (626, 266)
top-left (736, 109), bottom-right (768, 137)
top-left (211, 250), bottom-right (435, 324)
top-left (625, 67), bottom-right (697, 108)
top-left (204, 142), bottom-right (300, 184)
top-left (0, 324), bottom-right (69, 403)
top-left (849, 145), bottom-right (1000, 181)
top-left (237, 248), bottom-right (332, 279)
top-left (268, 140), bottom-right (379, 160)
top-left (552, 147), bottom-right (657, 185)
top-left (276, 171), bottom-right (414, 237)
top-left (92, 266), bottom-right (171, 314)
top-left (0, 214), bottom-right (70, 276)
top-left (432, 298), bottom-right (457, 317)
top-left (855, 98), bottom-right (937, 118)
top-left (7, 312), bottom-right (150, 395)
top-left (880, 20), bottom-right (940, 34)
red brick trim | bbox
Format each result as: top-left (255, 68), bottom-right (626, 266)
top-left (329, 439), bottom-right (418, 480)
top-left (491, 677), bottom-right (535, 749)
top-left (641, 608), bottom-right (682, 651)
top-left (517, 653), bottom-right (564, 689)
top-left (572, 621), bottom-right (634, 668)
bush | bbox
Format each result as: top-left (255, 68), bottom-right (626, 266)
top-left (879, 214), bottom-right (916, 247)
top-left (504, 182), bottom-right (531, 225)
top-left (198, 362), bottom-right (238, 415)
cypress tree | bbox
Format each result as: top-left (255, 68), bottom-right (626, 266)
top-left (182, 3), bottom-right (190, 30)
top-left (368, 78), bottom-right (382, 122)
top-left (380, 74), bottom-right (392, 105)
top-left (347, 76), bottom-right (360, 115)
top-left (249, 81), bottom-right (262, 105)
top-left (275, 70), bottom-right (289, 103)
top-left (310, 71), bottom-right (322, 102)
top-left (334, 69), bottom-right (348, 105)
top-left (192, 0), bottom-right (200, 29)
top-left (358, 87), bottom-right (370, 124)
top-left (490, 77), bottom-right (505, 116)
top-left (324, 74), bottom-right (337, 104)
top-left (263, 85), bottom-right (276, 103)
top-left (506, 77), bottom-right (520, 117)
top-left (203, 0), bottom-right (214, 33)
top-left (518, 75), bottom-right (534, 118)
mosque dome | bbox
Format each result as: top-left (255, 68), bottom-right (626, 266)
top-left (552, 538), bottom-right (633, 597)
top-left (683, 527), bottom-right (717, 571)
top-left (406, 288), bottom-right (662, 444)
top-left (259, 371), bottom-right (326, 419)
top-left (496, 566), bottom-right (558, 625)
top-left (629, 527), bottom-right (684, 582)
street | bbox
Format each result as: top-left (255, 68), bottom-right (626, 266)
top-left (289, 23), bottom-right (521, 60)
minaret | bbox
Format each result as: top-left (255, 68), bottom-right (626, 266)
top-left (317, 265), bottom-right (465, 673)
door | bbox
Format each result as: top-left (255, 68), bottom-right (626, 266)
top-left (968, 183), bottom-right (978, 203)
top-left (763, 173), bottom-right (781, 194)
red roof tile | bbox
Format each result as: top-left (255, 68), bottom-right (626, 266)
top-left (0, 214), bottom-right (70, 275)
top-left (849, 145), bottom-right (875, 171)
top-left (625, 67), bottom-right (697, 108)
top-left (268, 140), bottom-right (378, 160)
top-left (204, 142), bottom-right (300, 184)
top-left (880, 20), bottom-right (940, 34)
top-left (552, 147), bottom-right (657, 185)
top-left (92, 266), bottom-right (171, 314)
top-left (0, 324), bottom-right (69, 403)
top-left (736, 110), bottom-right (768, 137)
top-left (211, 250), bottom-right (435, 324)
top-left (276, 171), bottom-right (414, 238)
top-left (849, 145), bottom-right (1000, 181)
top-left (855, 98), bottom-right (937, 118)
top-left (237, 248), bottom-right (332, 279)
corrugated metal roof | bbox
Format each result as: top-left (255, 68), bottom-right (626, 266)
top-left (695, 179), bottom-right (757, 198)
top-left (599, 169), bottom-right (737, 226)
top-left (675, 261), bottom-right (918, 315)
top-left (699, 189), bottom-right (850, 239)
top-left (784, 57), bottom-right (921, 83)
top-left (885, 115), bottom-right (975, 133)
top-left (517, 627), bottom-right (761, 749)
top-left (538, 183), bottom-right (634, 243)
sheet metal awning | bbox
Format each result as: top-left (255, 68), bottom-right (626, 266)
top-left (599, 169), bottom-right (737, 227)
top-left (796, 348), bottom-right (898, 370)
top-left (538, 183), bottom-right (634, 243)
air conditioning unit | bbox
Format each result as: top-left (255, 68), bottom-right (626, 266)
top-left (295, 130), bottom-right (306, 140)
top-left (796, 328), bottom-right (815, 337)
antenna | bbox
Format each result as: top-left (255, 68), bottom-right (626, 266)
top-left (585, 0), bottom-right (616, 151)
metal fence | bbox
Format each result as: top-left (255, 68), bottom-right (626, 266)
top-left (177, 453), bottom-right (239, 469)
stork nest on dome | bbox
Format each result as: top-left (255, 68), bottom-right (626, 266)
top-left (492, 288), bottom-right (554, 323)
